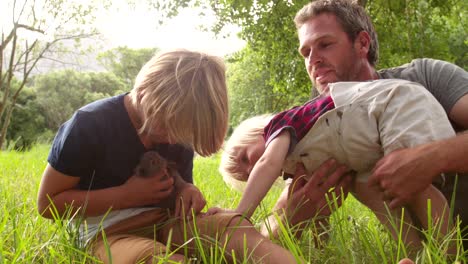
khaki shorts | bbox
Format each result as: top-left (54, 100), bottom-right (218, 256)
top-left (89, 209), bottom-right (244, 264)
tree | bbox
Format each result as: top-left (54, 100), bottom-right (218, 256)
top-left (33, 70), bottom-right (126, 132)
top-left (97, 46), bottom-right (158, 89)
top-left (368, 0), bottom-right (467, 69)
top-left (227, 47), bottom-right (308, 130)
top-left (0, 0), bottom-right (102, 150)
top-left (6, 84), bottom-right (47, 150)
top-left (158, 0), bottom-right (467, 101)
top-left (6, 69), bottom-right (125, 150)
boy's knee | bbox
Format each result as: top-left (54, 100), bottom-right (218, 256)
top-left (398, 258), bottom-right (415, 264)
top-left (230, 216), bottom-right (253, 226)
top-left (227, 216), bottom-right (264, 243)
top-left (226, 216), bottom-right (256, 233)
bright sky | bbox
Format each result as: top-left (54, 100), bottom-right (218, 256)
top-left (0, 0), bottom-right (246, 57)
top-left (96, 4), bottom-right (246, 57)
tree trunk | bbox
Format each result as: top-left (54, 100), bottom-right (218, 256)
top-left (0, 103), bottom-right (14, 149)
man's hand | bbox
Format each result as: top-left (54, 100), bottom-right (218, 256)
top-left (122, 170), bottom-right (175, 207)
top-left (174, 184), bottom-right (206, 219)
top-left (368, 145), bottom-right (442, 209)
top-left (286, 159), bottom-right (352, 226)
top-left (261, 159), bottom-right (352, 239)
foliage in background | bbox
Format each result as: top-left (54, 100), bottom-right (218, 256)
top-left (33, 70), bottom-right (127, 131)
top-left (158, 0), bottom-right (467, 129)
top-left (6, 86), bottom-right (46, 150)
top-left (97, 46), bottom-right (158, 88)
top-left (226, 47), bottom-right (309, 129)
top-left (6, 45), bottom-right (156, 150)
top-left (0, 0), bottom-right (110, 150)
top-left (368, 0), bottom-right (467, 69)
top-left (6, 69), bottom-right (126, 150)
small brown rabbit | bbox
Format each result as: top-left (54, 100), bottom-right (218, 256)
top-left (135, 151), bottom-right (169, 178)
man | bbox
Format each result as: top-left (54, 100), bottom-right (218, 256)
top-left (265, 0), bottom-right (468, 248)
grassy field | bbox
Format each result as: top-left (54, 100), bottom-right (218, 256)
top-left (0, 145), bottom-right (466, 263)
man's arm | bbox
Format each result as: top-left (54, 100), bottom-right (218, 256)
top-left (448, 94), bottom-right (468, 129)
top-left (260, 160), bottom-right (352, 239)
top-left (369, 132), bottom-right (468, 209)
top-left (369, 92), bottom-right (468, 209)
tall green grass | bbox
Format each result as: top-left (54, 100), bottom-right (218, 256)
top-left (0, 145), bottom-right (466, 263)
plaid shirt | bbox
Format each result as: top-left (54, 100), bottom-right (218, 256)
top-left (264, 95), bottom-right (335, 147)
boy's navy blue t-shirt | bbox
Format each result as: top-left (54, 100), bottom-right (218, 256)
top-left (48, 93), bottom-right (194, 193)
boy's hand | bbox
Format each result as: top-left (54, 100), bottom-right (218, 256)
top-left (205, 207), bottom-right (236, 216)
top-left (174, 184), bottom-right (206, 219)
top-left (122, 170), bottom-right (174, 207)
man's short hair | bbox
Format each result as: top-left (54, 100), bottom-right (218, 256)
top-left (294, 0), bottom-right (379, 66)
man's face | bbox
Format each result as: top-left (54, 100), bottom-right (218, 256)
top-left (298, 13), bottom-right (364, 93)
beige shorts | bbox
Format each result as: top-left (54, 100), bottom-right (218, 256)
top-left (283, 80), bottom-right (455, 182)
top-left (89, 209), bottom-right (244, 264)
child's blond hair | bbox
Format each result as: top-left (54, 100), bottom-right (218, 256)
top-left (220, 115), bottom-right (273, 191)
top-left (132, 49), bottom-right (228, 157)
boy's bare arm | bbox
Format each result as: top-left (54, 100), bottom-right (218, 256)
top-left (236, 132), bottom-right (291, 218)
top-left (37, 163), bottom-right (175, 218)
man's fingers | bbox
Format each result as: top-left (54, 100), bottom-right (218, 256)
top-left (307, 159), bottom-right (337, 187)
top-left (289, 176), bottom-right (307, 196)
top-left (321, 165), bottom-right (349, 191)
top-left (367, 172), bottom-right (380, 187)
top-left (305, 162), bottom-right (349, 195)
top-left (289, 164), bottom-right (307, 196)
top-left (339, 173), bottom-right (352, 197)
top-left (369, 156), bottom-right (388, 187)
top-left (331, 177), bottom-right (350, 205)
top-left (295, 162), bottom-right (307, 176)
top-left (310, 159), bottom-right (337, 180)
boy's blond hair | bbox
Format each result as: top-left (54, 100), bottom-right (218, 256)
top-left (133, 49), bottom-right (228, 157)
top-left (220, 115), bottom-right (273, 191)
